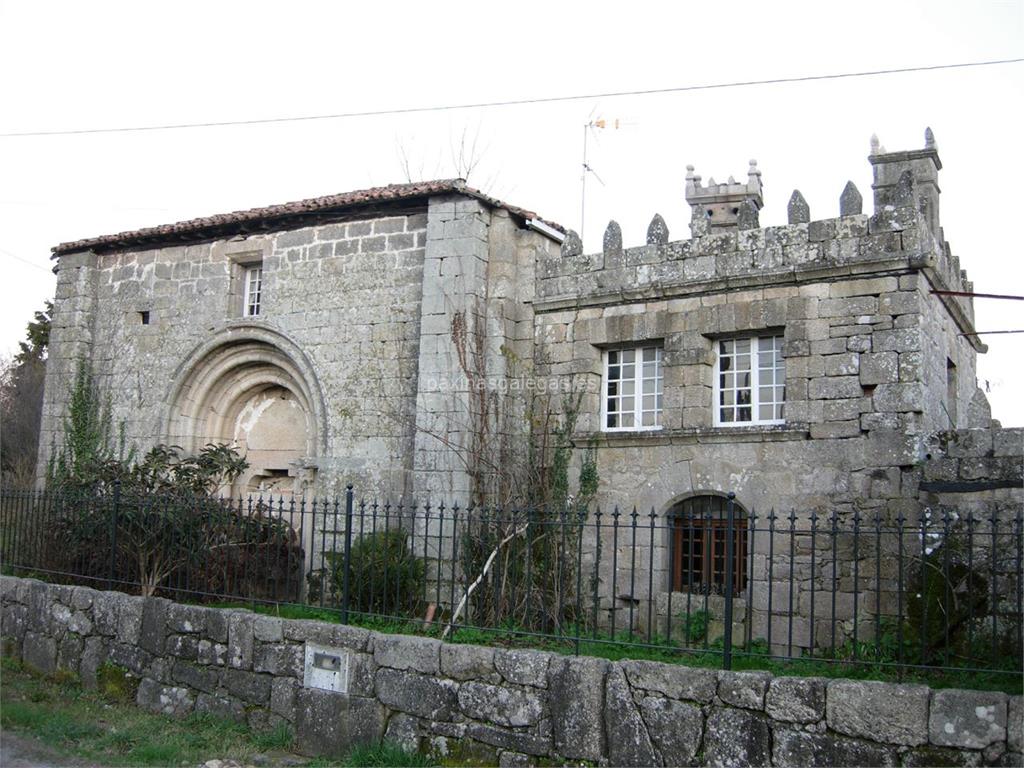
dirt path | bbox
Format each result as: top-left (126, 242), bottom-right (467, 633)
top-left (0, 729), bottom-right (94, 768)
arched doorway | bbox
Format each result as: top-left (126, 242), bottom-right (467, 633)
top-left (164, 325), bottom-right (325, 498)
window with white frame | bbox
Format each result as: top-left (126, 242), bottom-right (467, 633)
top-left (602, 345), bottom-right (663, 431)
top-left (714, 335), bottom-right (785, 425)
top-left (243, 264), bottom-right (263, 317)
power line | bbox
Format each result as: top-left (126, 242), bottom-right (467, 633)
top-left (931, 289), bottom-right (1023, 300)
top-left (2, 57), bottom-right (1021, 138)
top-left (0, 247), bottom-right (52, 273)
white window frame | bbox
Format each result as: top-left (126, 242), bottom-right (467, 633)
top-left (713, 334), bottom-right (785, 427)
top-left (243, 264), bottom-right (263, 317)
top-left (601, 344), bottom-right (664, 432)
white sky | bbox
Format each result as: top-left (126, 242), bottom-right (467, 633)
top-left (1, 0), bottom-right (1021, 425)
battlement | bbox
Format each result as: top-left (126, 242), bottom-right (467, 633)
top-left (537, 130), bottom-right (974, 331)
top-left (685, 159), bottom-right (763, 230)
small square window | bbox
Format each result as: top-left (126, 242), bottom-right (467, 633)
top-left (714, 334), bottom-right (785, 426)
top-left (603, 344), bottom-right (663, 431)
top-left (139, 311), bottom-right (150, 325)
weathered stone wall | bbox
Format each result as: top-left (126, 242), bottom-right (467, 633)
top-left (38, 212), bottom-right (431, 494)
top-left (527, 138), bottom-right (1000, 653)
top-left (2, 576), bottom-right (1020, 766)
top-left (37, 200), bottom-right (557, 499)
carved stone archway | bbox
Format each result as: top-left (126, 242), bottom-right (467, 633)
top-left (163, 324), bottom-right (327, 497)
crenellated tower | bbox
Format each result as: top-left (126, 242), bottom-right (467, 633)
top-left (685, 159), bottom-right (763, 234)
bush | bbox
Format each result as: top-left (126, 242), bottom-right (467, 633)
top-left (320, 529), bottom-right (425, 617)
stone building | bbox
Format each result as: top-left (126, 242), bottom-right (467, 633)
top-left (37, 131), bottom-right (1021, 650)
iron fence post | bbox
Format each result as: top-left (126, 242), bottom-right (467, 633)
top-left (108, 479), bottom-right (121, 590)
top-left (722, 491), bottom-right (736, 670)
top-left (341, 484), bottom-right (354, 624)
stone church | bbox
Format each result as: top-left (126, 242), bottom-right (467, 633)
top-left (37, 131), bottom-right (1021, 646)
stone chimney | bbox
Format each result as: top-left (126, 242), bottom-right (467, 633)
top-left (685, 159), bottom-right (763, 234)
top-left (869, 128), bottom-right (942, 233)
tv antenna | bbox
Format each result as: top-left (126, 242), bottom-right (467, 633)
top-left (580, 116), bottom-right (619, 242)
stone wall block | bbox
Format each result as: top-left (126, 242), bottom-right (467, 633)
top-left (1007, 696), bottom-right (1022, 753)
top-left (993, 428), bottom-right (1023, 458)
top-left (195, 693), bottom-right (246, 723)
top-left (197, 639), bottom-right (227, 666)
top-left (638, 696), bottom-right (703, 766)
top-left (227, 612), bottom-right (255, 669)
top-left (458, 681), bottom-right (545, 728)
top-left (704, 707), bottom-right (771, 768)
top-left (604, 665), bottom-right (659, 767)
top-left (108, 643), bottom-right (153, 676)
top-left (58, 634), bottom-right (83, 672)
top-left (282, 619), bottom-right (371, 651)
top-left (254, 643), bottom-right (303, 677)
top-left (90, 592), bottom-right (121, 638)
top-left (172, 659), bottom-right (221, 694)
top-left (463, 722), bottom-right (552, 757)
top-left (166, 603), bottom-right (207, 635)
top-left (270, 677), bottom-right (298, 721)
top-left (139, 598), bottom-right (169, 655)
top-left (79, 636), bottom-right (109, 689)
top-left (25, 581), bottom-right (50, 633)
top-left (205, 610), bottom-right (230, 644)
top-left (765, 676), bottom-right (827, 723)
top-left (440, 643), bottom-right (495, 681)
top-left (621, 659), bottom-right (717, 703)
top-left (252, 616), bottom-right (283, 642)
top-left (717, 670), bottom-right (771, 710)
top-left (375, 668), bottom-right (458, 720)
top-left (295, 687), bottom-right (385, 758)
top-left (550, 656), bottom-right (608, 761)
top-left (827, 679), bottom-right (929, 746)
top-left (165, 634), bottom-right (199, 661)
top-left (861, 351), bottom-right (899, 385)
top-left (2, 602), bottom-right (27, 641)
top-left (773, 726), bottom-right (897, 767)
top-left (22, 630), bottom-right (57, 674)
top-left (874, 382), bottom-right (925, 413)
top-left (373, 633), bottom-right (440, 674)
top-left (809, 376), bottom-right (864, 400)
top-left (224, 668), bottom-right (271, 705)
top-left (929, 689), bottom-right (1007, 749)
top-left (495, 649), bottom-right (550, 688)
top-left (136, 678), bottom-right (195, 717)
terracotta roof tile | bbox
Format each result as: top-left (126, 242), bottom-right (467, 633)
top-left (52, 179), bottom-right (564, 255)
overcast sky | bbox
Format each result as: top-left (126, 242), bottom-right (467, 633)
top-left (1, 0), bottom-right (1021, 425)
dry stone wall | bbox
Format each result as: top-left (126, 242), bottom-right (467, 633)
top-left (2, 575), bottom-right (1019, 767)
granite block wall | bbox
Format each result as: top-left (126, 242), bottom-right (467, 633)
top-left (2, 576), bottom-right (1020, 766)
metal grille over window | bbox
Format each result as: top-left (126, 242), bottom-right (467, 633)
top-left (670, 495), bottom-right (747, 596)
top-left (604, 345), bottom-right (663, 430)
top-left (716, 334), bottom-right (784, 425)
top-left (244, 265), bottom-right (263, 317)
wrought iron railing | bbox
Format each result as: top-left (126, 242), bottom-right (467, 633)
top-left (1, 485), bottom-right (1020, 684)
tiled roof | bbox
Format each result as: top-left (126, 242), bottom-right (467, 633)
top-left (52, 179), bottom-right (564, 256)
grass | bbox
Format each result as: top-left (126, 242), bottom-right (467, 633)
top-left (0, 657), bottom-right (453, 767)
top-left (0, 657), bottom-right (312, 766)
top-left (342, 743), bottom-right (438, 767)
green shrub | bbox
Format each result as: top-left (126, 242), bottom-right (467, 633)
top-left (321, 529), bottom-right (425, 617)
top-left (681, 609), bottom-right (709, 645)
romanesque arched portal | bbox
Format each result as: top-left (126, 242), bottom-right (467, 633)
top-left (163, 324), bottom-right (326, 498)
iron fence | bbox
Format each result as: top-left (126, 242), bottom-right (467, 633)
top-left (1, 485), bottom-right (1021, 683)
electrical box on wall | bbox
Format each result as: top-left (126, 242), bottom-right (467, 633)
top-left (303, 643), bottom-right (350, 693)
